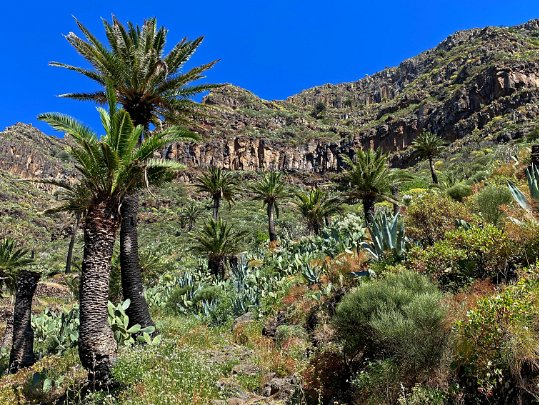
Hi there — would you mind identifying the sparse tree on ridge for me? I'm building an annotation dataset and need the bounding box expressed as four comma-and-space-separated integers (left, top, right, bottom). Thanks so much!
51, 16, 219, 331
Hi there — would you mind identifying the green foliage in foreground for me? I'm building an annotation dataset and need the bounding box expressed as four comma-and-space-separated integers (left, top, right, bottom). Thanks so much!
454, 274, 539, 401
334, 270, 447, 368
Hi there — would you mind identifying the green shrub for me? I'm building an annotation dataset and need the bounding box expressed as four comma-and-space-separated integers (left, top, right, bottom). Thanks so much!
397, 384, 446, 405
468, 170, 490, 184
454, 275, 539, 402
351, 359, 401, 404
475, 185, 512, 226
405, 192, 473, 245
334, 270, 447, 373
275, 324, 309, 348
446, 183, 473, 201
409, 224, 513, 290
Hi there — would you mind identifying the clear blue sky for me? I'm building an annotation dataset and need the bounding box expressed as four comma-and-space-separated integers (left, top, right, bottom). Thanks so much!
3, 1, 539, 134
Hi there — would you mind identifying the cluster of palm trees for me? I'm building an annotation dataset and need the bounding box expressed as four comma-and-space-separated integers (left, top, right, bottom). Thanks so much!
0, 15, 449, 389
22, 17, 218, 385
189, 145, 423, 271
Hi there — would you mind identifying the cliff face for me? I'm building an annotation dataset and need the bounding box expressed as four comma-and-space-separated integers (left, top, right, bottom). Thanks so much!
166, 20, 539, 171
3, 20, 539, 176
0, 123, 72, 180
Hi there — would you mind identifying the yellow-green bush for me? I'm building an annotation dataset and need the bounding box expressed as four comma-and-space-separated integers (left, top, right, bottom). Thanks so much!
454, 274, 539, 402
409, 224, 513, 290
405, 192, 474, 245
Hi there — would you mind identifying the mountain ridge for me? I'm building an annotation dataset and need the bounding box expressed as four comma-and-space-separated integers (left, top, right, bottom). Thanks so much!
3, 19, 539, 176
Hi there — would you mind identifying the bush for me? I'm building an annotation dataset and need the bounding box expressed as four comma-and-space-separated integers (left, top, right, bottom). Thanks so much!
446, 183, 473, 201
302, 346, 350, 404
397, 384, 446, 405
409, 224, 513, 290
454, 275, 539, 402
405, 192, 474, 245
334, 270, 447, 373
351, 359, 401, 404
475, 185, 512, 226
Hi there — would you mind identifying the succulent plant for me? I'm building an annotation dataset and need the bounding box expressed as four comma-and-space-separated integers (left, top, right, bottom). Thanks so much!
361, 212, 409, 261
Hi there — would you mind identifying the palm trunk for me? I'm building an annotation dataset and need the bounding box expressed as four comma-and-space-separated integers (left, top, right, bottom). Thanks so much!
267, 202, 277, 242
429, 157, 439, 185
65, 213, 80, 273
213, 196, 220, 220
8, 270, 40, 373
312, 221, 321, 236
120, 193, 155, 331
79, 202, 119, 387
363, 196, 376, 225
391, 185, 400, 215
209, 256, 225, 280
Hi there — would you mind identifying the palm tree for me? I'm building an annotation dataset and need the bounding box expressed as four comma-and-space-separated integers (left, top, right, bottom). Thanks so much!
179, 202, 203, 232
294, 188, 342, 235
0, 239, 39, 373
51, 17, 219, 330
0, 239, 34, 295
342, 148, 408, 225
195, 167, 237, 219
193, 218, 247, 279
412, 131, 445, 184
38, 89, 184, 386
249, 172, 288, 243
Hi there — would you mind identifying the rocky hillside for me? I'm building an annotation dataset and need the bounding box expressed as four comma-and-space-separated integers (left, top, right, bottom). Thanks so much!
3, 20, 539, 178
165, 19, 539, 171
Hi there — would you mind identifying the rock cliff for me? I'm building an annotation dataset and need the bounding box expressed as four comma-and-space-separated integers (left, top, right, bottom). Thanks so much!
3, 20, 539, 176
167, 20, 539, 172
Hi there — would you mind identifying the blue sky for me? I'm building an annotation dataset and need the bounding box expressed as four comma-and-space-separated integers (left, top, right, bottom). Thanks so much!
3, 1, 539, 134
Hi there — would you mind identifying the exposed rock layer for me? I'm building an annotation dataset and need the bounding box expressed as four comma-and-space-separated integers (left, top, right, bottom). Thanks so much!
3, 20, 539, 176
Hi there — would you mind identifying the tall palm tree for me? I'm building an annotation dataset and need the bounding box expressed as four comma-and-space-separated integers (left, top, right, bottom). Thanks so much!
412, 131, 445, 184
294, 189, 342, 235
0, 239, 39, 373
193, 218, 247, 279
342, 148, 408, 225
195, 167, 237, 219
38, 89, 184, 386
51, 17, 219, 330
249, 172, 288, 243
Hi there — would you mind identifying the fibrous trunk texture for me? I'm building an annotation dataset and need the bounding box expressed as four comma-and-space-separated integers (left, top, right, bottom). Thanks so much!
391, 185, 400, 215
267, 202, 277, 242
363, 196, 376, 225
120, 193, 155, 331
8, 270, 40, 373
429, 157, 439, 185
209, 256, 226, 280
213, 195, 220, 220
79, 202, 119, 387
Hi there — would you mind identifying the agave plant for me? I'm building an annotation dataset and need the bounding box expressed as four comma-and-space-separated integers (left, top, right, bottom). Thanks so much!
508, 164, 539, 219
361, 212, 408, 261
302, 263, 324, 286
